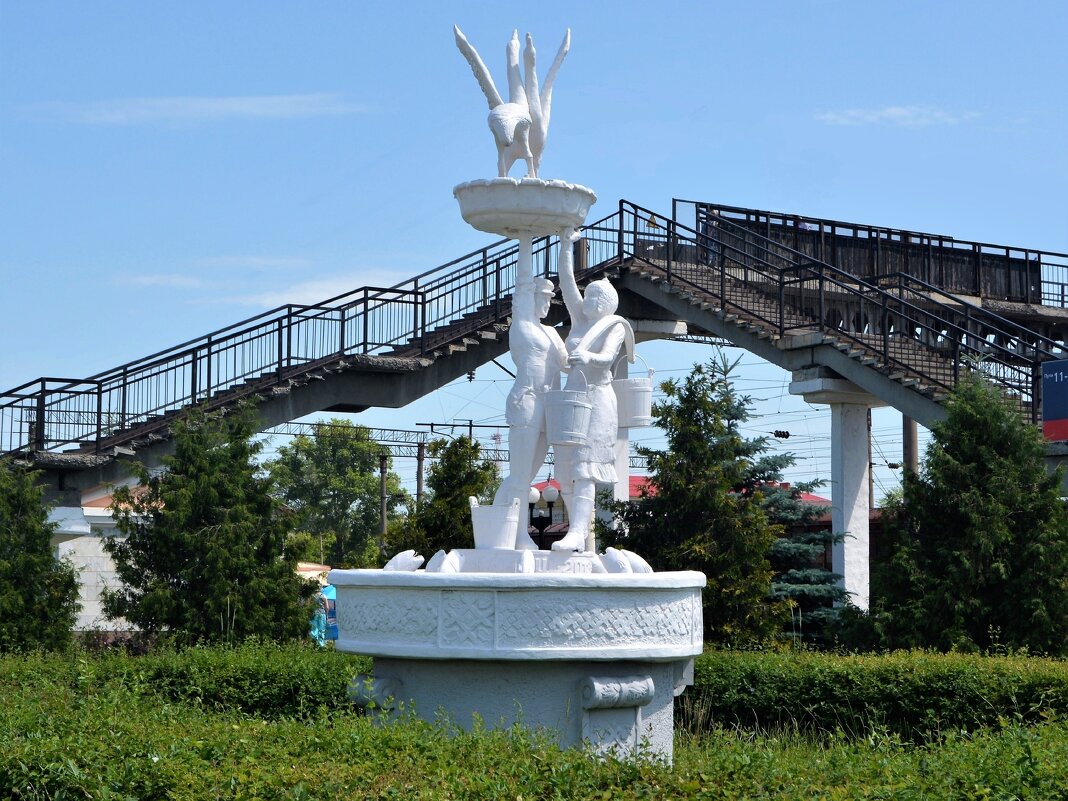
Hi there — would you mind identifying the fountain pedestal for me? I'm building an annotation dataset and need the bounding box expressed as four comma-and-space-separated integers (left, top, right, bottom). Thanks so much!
329, 568, 705, 761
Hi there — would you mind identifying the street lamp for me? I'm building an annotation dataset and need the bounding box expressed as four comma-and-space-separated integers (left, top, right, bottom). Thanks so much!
542, 483, 560, 523
527, 485, 541, 527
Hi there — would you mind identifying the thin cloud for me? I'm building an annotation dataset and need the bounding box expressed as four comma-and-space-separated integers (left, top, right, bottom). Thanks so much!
230, 272, 412, 308
195, 256, 312, 270
128, 273, 209, 289
34, 93, 365, 125
815, 105, 979, 127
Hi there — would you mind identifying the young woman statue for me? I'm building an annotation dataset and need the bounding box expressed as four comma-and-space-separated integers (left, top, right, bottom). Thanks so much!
552, 229, 634, 551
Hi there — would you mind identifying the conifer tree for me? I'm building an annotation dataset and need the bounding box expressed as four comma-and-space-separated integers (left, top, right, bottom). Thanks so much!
103, 405, 316, 644
764, 482, 848, 645
604, 353, 788, 644
873, 373, 1068, 655
0, 459, 80, 651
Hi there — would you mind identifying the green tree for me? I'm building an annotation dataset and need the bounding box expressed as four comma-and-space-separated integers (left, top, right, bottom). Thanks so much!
389, 435, 497, 557
267, 419, 407, 568
872, 373, 1068, 655
764, 482, 849, 645
603, 353, 788, 644
103, 405, 317, 644
0, 459, 80, 652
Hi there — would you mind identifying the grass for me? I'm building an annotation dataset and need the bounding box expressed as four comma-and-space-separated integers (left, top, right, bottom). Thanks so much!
3, 644, 1068, 799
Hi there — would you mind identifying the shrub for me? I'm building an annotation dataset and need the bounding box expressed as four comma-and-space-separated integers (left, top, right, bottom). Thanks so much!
687, 649, 1068, 739
134, 640, 370, 718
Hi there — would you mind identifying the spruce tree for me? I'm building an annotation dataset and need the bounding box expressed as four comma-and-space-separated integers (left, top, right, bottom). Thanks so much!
764, 482, 848, 645
388, 435, 497, 557
604, 353, 788, 644
103, 405, 316, 644
873, 373, 1068, 655
0, 459, 80, 651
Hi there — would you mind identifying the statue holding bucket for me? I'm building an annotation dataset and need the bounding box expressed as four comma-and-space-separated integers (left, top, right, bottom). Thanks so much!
549, 229, 635, 551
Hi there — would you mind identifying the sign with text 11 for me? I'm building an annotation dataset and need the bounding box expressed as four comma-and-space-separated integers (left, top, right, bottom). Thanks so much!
1042, 359, 1068, 441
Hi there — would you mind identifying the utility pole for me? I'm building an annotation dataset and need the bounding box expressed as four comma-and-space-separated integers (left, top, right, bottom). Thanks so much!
416, 441, 426, 507
902, 415, 919, 475
379, 452, 389, 542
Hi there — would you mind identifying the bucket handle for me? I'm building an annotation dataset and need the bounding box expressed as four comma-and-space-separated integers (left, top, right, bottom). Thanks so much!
561, 365, 589, 392
618, 353, 654, 380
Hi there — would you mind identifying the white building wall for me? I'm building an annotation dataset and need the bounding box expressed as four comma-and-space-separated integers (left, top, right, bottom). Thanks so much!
53, 533, 124, 631
49, 506, 126, 632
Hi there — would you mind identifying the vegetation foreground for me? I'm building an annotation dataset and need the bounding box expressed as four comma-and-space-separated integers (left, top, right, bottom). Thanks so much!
4, 644, 1068, 799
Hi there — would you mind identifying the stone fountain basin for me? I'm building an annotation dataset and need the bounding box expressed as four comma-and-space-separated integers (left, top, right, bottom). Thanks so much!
453, 177, 597, 238
327, 568, 705, 661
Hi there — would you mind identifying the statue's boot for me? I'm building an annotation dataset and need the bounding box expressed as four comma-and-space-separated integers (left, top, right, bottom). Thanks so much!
551, 529, 587, 552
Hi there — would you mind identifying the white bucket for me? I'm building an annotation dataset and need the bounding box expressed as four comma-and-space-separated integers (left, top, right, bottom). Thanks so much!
469, 497, 521, 550
545, 373, 592, 446
614, 356, 654, 428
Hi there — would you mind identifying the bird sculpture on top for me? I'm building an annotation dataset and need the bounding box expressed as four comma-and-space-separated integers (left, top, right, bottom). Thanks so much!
454, 26, 571, 179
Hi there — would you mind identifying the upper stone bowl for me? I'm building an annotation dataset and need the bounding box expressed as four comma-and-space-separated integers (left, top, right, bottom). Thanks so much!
454, 178, 597, 238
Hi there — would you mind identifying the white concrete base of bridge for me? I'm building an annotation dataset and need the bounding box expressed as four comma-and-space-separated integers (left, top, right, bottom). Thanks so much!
829, 402, 871, 611
790, 369, 883, 611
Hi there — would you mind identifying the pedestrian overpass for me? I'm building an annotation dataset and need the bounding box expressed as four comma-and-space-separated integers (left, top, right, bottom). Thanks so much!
5, 199, 1067, 609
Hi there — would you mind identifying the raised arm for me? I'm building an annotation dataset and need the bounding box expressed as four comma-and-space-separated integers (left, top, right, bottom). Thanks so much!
557, 227, 585, 325
512, 233, 535, 323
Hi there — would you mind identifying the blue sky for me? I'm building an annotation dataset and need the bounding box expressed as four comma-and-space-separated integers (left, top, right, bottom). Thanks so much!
2, 1, 1066, 499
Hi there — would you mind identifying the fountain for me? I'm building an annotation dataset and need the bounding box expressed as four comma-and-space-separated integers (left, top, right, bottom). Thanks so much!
329, 25, 704, 761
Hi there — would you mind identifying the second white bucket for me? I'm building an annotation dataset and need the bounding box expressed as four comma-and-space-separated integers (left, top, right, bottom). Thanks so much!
614, 357, 655, 428
469, 497, 521, 550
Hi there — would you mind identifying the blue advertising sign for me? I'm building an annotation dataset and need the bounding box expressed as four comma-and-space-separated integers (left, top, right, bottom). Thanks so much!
1042, 359, 1068, 441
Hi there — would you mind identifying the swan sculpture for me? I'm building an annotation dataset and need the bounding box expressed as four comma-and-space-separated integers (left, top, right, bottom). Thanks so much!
454, 26, 570, 178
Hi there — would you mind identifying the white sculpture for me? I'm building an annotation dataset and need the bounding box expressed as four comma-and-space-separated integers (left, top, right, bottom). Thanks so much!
452, 24, 636, 554
383, 549, 425, 571
454, 26, 570, 178
326, 26, 705, 765
492, 266, 569, 548
551, 229, 635, 551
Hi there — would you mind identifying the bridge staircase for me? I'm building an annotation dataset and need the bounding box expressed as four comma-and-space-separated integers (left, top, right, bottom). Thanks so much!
609, 200, 1063, 428
3, 200, 1063, 482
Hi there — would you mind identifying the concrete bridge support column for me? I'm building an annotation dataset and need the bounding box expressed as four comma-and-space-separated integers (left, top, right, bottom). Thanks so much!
830, 402, 871, 610
790, 367, 884, 611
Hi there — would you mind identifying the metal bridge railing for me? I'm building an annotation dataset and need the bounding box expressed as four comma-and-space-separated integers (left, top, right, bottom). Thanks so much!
3, 198, 1060, 458
618, 200, 1065, 422
678, 199, 1068, 309
0, 209, 624, 457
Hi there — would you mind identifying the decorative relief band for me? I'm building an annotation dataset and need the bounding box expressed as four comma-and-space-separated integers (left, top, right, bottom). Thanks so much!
579, 675, 654, 709
495, 590, 696, 648
333, 582, 703, 659
335, 589, 438, 643
440, 590, 496, 648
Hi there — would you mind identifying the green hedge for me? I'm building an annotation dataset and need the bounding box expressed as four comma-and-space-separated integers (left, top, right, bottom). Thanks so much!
689, 649, 1068, 738
2, 650, 1068, 799
0, 640, 370, 719
132, 640, 370, 718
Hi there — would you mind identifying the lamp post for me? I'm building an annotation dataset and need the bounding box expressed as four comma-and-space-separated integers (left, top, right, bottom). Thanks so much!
542, 483, 560, 524
527, 485, 541, 528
